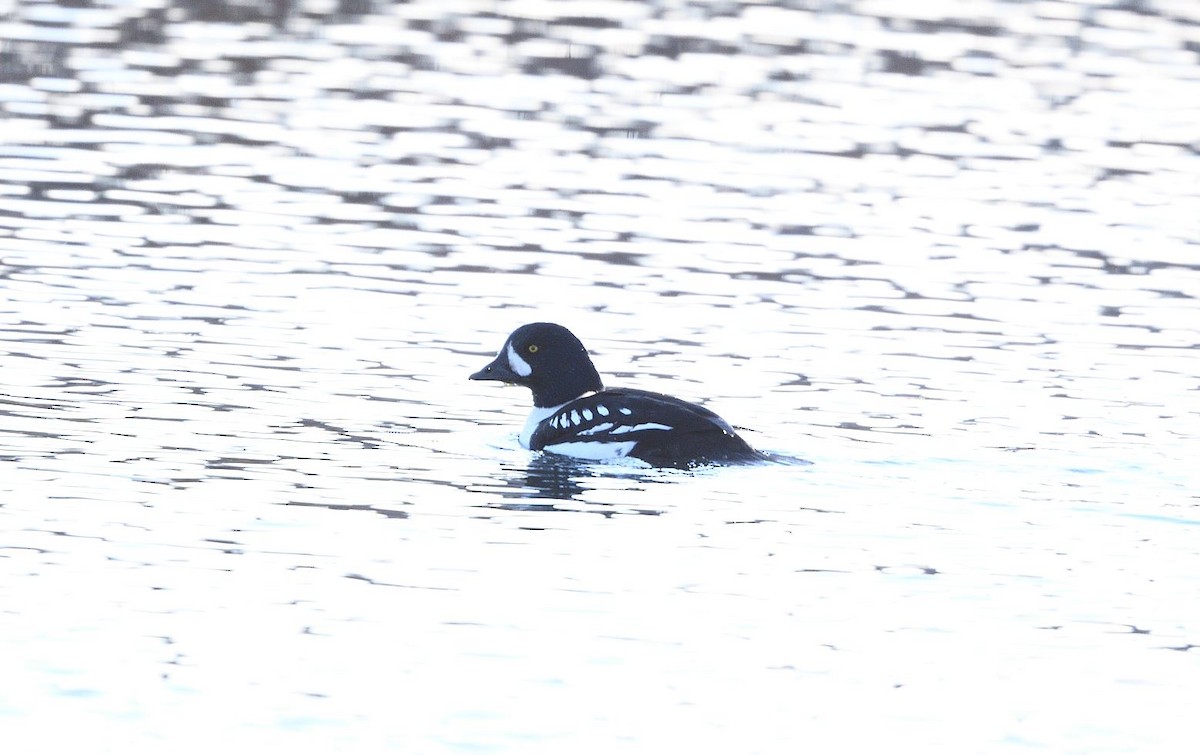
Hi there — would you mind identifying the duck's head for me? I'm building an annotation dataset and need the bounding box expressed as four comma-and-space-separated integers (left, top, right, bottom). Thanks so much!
470, 322, 603, 407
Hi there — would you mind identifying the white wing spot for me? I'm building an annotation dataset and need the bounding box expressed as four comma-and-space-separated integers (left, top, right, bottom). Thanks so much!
597, 405, 609, 416
550, 415, 559, 429
570, 410, 581, 425
619, 407, 632, 415
558, 414, 569, 427
611, 422, 673, 434
579, 422, 614, 436
582, 409, 593, 421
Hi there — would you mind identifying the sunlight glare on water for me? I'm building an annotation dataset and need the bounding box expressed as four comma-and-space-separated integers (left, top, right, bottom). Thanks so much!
2, 0, 1200, 753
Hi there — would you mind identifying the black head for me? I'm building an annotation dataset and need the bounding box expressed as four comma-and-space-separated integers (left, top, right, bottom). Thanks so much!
469, 322, 603, 407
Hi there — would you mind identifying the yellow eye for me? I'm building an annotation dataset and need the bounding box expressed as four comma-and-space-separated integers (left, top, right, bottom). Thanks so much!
527, 344, 539, 353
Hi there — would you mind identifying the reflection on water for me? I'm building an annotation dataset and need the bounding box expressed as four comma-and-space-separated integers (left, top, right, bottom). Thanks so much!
2, 0, 1200, 753
496, 455, 603, 505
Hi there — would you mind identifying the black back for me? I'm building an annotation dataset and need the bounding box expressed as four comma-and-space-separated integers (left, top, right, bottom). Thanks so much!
530, 388, 765, 468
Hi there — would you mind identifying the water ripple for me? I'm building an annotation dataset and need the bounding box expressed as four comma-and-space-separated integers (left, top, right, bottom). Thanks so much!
3, 1, 1200, 753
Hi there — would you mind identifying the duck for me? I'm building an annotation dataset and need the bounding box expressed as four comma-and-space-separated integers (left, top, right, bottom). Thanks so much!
470, 322, 766, 468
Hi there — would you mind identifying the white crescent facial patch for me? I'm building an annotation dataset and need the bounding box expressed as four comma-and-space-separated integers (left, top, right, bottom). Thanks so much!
506, 343, 532, 377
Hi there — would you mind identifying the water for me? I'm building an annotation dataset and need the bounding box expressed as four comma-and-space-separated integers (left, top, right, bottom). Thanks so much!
2, 0, 1199, 752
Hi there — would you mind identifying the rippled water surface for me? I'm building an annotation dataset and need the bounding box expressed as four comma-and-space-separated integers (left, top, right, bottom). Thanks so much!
3, 0, 1200, 752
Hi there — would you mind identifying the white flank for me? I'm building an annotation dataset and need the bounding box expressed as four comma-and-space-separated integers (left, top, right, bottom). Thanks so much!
611, 422, 673, 434
506, 343, 532, 377
545, 440, 637, 460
